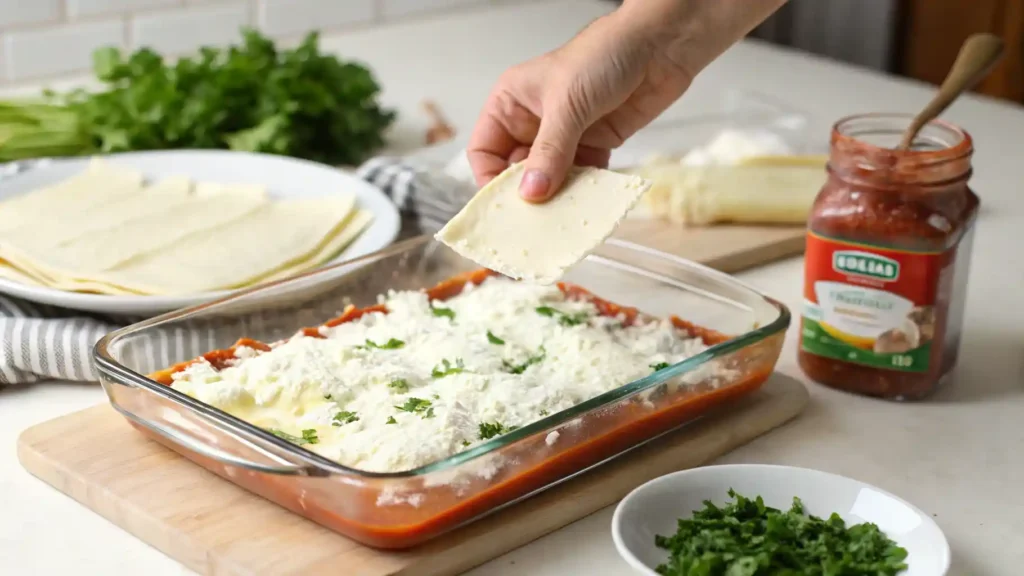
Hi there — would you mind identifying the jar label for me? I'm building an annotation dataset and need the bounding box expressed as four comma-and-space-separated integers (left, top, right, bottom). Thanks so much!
801, 233, 947, 373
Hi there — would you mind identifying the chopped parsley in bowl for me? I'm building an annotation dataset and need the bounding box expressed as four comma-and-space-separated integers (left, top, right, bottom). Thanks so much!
612, 464, 950, 576
654, 489, 907, 575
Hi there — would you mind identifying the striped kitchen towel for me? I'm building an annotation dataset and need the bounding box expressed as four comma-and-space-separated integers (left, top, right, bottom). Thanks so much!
0, 154, 476, 385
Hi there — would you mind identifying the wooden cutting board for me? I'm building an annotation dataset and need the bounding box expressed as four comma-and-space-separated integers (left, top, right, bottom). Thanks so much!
18, 375, 808, 576
612, 220, 806, 274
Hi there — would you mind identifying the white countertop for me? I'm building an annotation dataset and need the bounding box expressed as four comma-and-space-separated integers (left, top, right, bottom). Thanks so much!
2, 1, 1023, 574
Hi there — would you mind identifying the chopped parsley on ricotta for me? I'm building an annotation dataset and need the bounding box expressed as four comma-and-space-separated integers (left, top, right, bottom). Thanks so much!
170, 276, 709, 473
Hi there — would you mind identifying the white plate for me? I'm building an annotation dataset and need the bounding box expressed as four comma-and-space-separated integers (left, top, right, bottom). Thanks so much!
0, 150, 400, 316
612, 464, 949, 576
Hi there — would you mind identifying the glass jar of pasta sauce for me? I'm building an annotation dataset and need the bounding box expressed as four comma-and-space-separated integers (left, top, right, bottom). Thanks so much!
798, 113, 979, 400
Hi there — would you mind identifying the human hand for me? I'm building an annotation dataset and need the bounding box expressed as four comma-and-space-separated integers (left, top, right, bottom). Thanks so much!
466, 0, 787, 202
467, 10, 693, 202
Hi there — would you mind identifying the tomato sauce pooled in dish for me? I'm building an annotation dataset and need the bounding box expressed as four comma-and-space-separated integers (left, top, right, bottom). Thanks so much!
799, 113, 979, 400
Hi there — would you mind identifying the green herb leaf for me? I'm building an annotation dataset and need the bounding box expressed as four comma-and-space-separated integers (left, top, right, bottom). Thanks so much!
651, 362, 671, 372
653, 489, 909, 576
478, 421, 510, 440
462, 440, 471, 447
431, 305, 455, 320
363, 338, 405, 350
332, 411, 359, 426
486, 331, 505, 345
394, 397, 432, 414
268, 429, 308, 444
424, 407, 435, 419
388, 379, 409, 393
386, 416, 397, 425
92, 47, 122, 81
539, 409, 549, 417
534, 306, 557, 318
323, 393, 333, 400
535, 306, 588, 326
502, 346, 546, 375
270, 428, 320, 445
565, 312, 590, 326
431, 358, 465, 379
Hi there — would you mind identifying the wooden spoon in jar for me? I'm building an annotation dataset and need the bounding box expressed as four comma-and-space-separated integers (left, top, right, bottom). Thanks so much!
897, 33, 1005, 150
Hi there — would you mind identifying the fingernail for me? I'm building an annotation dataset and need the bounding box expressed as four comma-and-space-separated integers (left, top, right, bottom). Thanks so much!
519, 170, 551, 201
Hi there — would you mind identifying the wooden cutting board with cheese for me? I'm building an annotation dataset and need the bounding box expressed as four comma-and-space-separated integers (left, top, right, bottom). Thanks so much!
610, 152, 827, 273
18, 375, 807, 576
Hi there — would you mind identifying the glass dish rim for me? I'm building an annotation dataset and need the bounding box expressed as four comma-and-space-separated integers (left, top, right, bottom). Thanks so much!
93, 235, 791, 479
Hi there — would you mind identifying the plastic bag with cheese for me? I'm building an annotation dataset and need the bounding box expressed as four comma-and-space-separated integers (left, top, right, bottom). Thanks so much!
610, 90, 827, 226
624, 155, 828, 226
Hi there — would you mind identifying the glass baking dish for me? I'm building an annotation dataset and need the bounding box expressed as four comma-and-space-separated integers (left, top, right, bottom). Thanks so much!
93, 236, 790, 549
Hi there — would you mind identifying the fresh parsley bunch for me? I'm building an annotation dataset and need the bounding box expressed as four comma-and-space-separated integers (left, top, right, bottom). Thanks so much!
655, 490, 909, 576
1, 29, 395, 165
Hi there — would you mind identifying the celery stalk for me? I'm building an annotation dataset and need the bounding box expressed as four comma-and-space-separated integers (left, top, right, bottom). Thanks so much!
0, 99, 91, 160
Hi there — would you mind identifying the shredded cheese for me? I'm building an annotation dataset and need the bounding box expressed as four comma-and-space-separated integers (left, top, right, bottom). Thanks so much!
170, 276, 711, 473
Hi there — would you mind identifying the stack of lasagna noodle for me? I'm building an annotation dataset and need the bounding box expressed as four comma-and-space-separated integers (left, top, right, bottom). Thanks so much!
0, 159, 373, 296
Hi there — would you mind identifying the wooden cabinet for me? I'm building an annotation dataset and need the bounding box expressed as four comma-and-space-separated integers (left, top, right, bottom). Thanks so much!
900, 0, 1024, 103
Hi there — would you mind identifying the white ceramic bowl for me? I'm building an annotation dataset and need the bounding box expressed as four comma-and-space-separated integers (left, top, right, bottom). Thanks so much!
612, 464, 949, 576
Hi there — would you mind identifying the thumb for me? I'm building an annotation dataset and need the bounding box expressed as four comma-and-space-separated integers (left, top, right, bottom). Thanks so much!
520, 105, 585, 203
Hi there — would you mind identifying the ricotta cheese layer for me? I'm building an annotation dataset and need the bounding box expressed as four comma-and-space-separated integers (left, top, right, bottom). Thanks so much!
170, 276, 708, 473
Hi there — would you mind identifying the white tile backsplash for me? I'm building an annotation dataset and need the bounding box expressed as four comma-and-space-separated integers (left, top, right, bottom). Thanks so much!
5, 20, 125, 80
382, 0, 490, 19
0, 0, 534, 85
68, 0, 179, 18
132, 2, 250, 55
0, 0, 62, 28
257, 0, 374, 37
